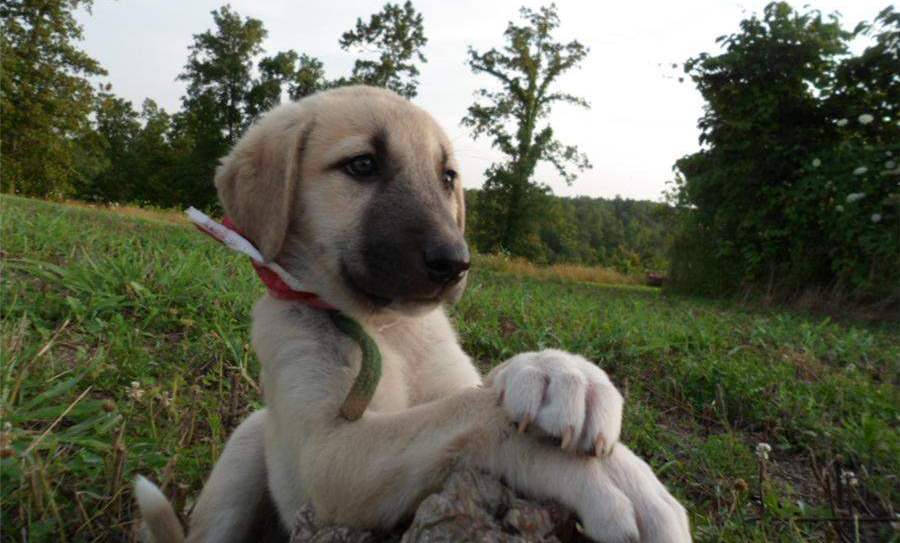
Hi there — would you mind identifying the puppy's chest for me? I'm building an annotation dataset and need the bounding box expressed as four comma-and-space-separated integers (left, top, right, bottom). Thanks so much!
365, 335, 416, 413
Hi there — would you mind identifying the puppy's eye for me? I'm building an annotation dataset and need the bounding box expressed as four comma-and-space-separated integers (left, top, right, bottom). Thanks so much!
344, 155, 378, 178
442, 169, 457, 190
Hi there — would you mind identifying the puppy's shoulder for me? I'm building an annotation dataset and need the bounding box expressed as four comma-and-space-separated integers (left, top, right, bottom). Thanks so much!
251, 296, 347, 361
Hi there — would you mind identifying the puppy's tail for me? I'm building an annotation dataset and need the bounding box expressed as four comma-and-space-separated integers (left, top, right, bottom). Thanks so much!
134, 476, 186, 543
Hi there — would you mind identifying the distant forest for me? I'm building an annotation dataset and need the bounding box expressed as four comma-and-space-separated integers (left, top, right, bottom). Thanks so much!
465, 190, 675, 273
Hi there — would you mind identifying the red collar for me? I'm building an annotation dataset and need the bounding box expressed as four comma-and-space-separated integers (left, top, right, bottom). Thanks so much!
198, 216, 335, 310
247, 259, 335, 309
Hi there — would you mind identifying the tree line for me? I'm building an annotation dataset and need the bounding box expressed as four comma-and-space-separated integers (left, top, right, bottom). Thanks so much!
4, 1, 672, 271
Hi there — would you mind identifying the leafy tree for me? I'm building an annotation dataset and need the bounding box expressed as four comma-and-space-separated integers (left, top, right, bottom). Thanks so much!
462, 4, 592, 256
339, 0, 427, 98
246, 50, 299, 119
1, 0, 106, 197
178, 5, 268, 145
167, 92, 228, 209
176, 6, 307, 208
83, 89, 141, 202
129, 99, 178, 205
668, 2, 899, 301
288, 53, 327, 99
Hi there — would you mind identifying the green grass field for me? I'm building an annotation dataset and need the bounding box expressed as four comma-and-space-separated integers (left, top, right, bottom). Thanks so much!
2, 195, 898, 542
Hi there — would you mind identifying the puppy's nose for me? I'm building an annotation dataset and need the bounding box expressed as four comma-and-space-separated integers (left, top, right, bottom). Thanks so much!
424, 242, 470, 285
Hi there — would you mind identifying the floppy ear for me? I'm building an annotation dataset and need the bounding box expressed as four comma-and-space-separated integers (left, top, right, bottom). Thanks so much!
215, 111, 311, 262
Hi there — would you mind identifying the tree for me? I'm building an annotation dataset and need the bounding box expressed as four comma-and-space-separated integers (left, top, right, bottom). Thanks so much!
246, 50, 296, 120
178, 5, 268, 145
339, 0, 427, 98
1, 0, 107, 197
176, 6, 307, 208
462, 4, 591, 256
288, 54, 327, 100
82, 89, 141, 202
129, 99, 177, 205
668, 2, 899, 301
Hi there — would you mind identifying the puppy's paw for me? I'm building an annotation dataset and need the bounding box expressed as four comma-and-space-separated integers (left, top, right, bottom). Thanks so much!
488, 349, 623, 455
605, 444, 693, 543
569, 463, 640, 543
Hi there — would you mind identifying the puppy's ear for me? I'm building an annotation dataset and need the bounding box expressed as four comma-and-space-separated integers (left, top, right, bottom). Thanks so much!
215, 109, 312, 261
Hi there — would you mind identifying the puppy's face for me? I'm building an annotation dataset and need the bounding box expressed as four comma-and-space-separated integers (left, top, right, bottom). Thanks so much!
216, 86, 468, 317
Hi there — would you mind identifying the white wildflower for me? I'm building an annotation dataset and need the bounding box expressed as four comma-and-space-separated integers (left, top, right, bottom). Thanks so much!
755, 442, 772, 461
840, 469, 859, 487
836, 118, 849, 127
858, 113, 874, 125
871, 213, 882, 223
846, 193, 866, 203
127, 381, 145, 402
853, 166, 868, 176
812, 158, 821, 168
886, 161, 896, 169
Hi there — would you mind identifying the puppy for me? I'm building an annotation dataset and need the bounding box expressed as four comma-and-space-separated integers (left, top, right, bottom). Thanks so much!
136, 86, 691, 543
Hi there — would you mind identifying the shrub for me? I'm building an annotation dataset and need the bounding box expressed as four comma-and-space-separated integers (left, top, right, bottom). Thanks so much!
668, 3, 899, 304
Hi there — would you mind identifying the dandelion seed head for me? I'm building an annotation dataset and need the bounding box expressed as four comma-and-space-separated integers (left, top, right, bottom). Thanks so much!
853, 166, 868, 176
846, 192, 866, 203
755, 442, 772, 461
812, 158, 821, 168
836, 118, 849, 127
886, 161, 896, 170
858, 113, 874, 125
871, 213, 882, 223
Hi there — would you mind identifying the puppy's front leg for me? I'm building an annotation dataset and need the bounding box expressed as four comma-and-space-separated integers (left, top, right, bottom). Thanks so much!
276, 386, 643, 542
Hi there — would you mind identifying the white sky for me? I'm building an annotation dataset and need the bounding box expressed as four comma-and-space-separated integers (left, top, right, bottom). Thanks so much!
74, 1, 884, 201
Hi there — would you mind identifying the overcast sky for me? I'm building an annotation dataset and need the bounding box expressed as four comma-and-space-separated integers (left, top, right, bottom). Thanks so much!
74, 1, 884, 201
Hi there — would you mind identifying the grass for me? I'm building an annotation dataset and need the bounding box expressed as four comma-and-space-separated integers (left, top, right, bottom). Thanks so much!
475, 253, 642, 287
2, 194, 898, 542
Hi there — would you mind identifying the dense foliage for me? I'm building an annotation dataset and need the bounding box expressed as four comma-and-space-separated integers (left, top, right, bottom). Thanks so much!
463, 5, 592, 259
669, 3, 900, 302
0, 0, 106, 198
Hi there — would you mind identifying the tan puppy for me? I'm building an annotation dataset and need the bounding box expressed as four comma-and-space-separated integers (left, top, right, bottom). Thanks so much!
135, 86, 691, 543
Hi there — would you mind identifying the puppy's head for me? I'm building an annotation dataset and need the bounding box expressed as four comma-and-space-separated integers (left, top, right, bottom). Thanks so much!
215, 86, 468, 317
